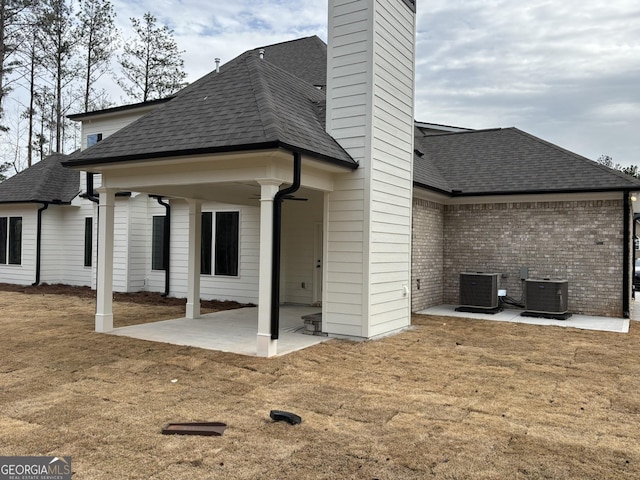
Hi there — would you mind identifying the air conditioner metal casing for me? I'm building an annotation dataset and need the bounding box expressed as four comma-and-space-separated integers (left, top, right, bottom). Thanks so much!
459, 272, 499, 309
524, 279, 569, 315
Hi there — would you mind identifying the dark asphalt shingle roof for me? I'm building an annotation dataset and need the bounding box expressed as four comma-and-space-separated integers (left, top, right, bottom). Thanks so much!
0, 153, 80, 204
65, 44, 354, 168
414, 127, 640, 195
250, 36, 327, 88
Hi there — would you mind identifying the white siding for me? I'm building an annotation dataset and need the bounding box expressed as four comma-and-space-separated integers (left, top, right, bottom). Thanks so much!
80, 111, 156, 150
326, 0, 415, 338
40, 202, 96, 287
0, 205, 37, 285
112, 197, 131, 292
145, 200, 167, 292
145, 199, 261, 304
127, 194, 150, 291
281, 191, 324, 305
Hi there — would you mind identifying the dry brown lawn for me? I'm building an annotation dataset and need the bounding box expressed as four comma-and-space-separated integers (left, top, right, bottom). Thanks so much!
1, 285, 640, 479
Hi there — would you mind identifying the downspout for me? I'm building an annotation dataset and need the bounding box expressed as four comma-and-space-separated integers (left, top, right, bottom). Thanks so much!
271, 152, 302, 339
85, 172, 99, 204
152, 196, 171, 297
32, 203, 49, 286
84, 172, 100, 286
623, 191, 631, 318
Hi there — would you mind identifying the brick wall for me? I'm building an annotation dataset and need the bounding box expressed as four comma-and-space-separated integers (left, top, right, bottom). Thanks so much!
442, 200, 626, 317
411, 198, 444, 311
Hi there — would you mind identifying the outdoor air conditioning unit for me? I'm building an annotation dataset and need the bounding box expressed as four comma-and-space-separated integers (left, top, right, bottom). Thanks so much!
522, 279, 571, 319
456, 272, 500, 313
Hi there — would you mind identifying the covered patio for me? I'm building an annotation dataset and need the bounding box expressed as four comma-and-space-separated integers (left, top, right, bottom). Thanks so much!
111, 305, 330, 356
63, 48, 361, 357
87, 149, 349, 358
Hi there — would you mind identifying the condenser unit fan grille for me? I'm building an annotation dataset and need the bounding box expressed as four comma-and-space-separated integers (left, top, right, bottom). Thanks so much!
459, 273, 499, 309
525, 279, 569, 314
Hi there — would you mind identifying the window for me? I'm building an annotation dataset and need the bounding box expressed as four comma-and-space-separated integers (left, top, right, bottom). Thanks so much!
215, 212, 239, 276
200, 211, 239, 276
87, 133, 102, 148
84, 217, 92, 267
152, 216, 166, 271
201, 212, 213, 275
0, 216, 22, 265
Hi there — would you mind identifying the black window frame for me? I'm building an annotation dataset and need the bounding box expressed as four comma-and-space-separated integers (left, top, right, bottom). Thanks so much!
0, 217, 6, 264
87, 133, 102, 148
151, 215, 166, 271
84, 217, 93, 267
214, 211, 239, 277
200, 211, 239, 277
201, 212, 213, 275
0, 216, 22, 265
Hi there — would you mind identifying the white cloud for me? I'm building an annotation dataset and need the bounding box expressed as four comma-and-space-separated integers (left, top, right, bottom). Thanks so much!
4, 0, 639, 168
415, 0, 640, 164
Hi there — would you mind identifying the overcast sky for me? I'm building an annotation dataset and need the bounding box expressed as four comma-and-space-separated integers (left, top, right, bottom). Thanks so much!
111, 0, 639, 167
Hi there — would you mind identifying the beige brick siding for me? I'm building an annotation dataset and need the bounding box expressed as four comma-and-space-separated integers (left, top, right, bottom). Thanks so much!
442, 200, 625, 317
411, 197, 632, 317
411, 198, 444, 311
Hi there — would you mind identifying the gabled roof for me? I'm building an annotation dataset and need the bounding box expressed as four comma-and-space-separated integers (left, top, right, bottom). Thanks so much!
414, 127, 640, 195
65, 46, 355, 169
0, 153, 80, 204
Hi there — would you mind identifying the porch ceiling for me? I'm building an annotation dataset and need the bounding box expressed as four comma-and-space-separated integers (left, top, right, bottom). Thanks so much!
92, 149, 346, 202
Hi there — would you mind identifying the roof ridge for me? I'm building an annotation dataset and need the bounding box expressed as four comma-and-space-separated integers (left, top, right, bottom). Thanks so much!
245, 55, 283, 142
30, 155, 64, 200
423, 127, 503, 138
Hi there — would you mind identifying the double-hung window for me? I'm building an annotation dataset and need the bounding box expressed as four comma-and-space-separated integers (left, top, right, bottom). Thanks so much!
84, 217, 93, 267
0, 216, 22, 265
152, 216, 166, 271
201, 211, 239, 276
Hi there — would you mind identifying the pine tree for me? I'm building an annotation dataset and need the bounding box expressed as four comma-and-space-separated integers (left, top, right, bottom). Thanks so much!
76, 0, 118, 112
38, 0, 77, 153
0, 0, 34, 131
118, 12, 187, 102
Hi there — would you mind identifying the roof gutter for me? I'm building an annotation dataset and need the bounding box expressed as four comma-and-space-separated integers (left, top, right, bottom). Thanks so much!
271, 151, 302, 340
62, 142, 358, 171
413, 181, 640, 198
151, 195, 171, 297
32, 203, 49, 286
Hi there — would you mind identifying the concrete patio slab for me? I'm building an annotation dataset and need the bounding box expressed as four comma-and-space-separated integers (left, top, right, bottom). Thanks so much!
417, 305, 630, 333
111, 305, 330, 356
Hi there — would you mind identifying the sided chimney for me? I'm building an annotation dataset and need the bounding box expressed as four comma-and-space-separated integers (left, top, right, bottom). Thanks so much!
324, 0, 417, 338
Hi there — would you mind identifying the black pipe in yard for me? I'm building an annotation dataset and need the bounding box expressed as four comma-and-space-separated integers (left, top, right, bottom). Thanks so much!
152, 196, 171, 297
33, 203, 49, 286
271, 152, 302, 340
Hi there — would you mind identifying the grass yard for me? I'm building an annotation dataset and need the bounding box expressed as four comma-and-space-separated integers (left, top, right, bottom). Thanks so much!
1, 285, 639, 479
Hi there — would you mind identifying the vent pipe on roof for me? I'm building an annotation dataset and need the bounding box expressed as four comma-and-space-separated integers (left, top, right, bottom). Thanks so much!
259, 49, 265, 60
214, 58, 220, 73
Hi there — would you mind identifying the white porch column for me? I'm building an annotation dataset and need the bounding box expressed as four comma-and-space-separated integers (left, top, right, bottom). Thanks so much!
96, 187, 115, 332
186, 199, 202, 319
257, 179, 281, 357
